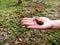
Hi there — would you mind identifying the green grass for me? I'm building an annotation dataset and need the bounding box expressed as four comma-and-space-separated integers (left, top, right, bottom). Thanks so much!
0, 0, 60, 45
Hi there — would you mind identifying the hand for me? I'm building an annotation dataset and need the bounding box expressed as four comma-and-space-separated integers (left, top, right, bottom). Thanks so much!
22, 17, 53, 30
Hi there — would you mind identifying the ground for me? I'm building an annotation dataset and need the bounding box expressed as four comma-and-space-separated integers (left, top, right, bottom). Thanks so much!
0, 0, 60, 45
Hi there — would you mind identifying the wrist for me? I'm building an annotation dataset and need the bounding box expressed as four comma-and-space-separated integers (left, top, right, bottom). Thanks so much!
51, 20, 60, 29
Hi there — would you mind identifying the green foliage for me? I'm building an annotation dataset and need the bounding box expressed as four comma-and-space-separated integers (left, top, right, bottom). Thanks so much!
0, 43, 3, 45
35, 11, 47, 17
0, 0, 60, 45
47, 9, 56, 14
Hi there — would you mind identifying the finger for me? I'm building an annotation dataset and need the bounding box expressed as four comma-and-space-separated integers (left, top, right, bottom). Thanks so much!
21, 18, 33, 23
23, 18, 33, 20
23, 22, 35, 26
22, 21, 34, 24
22, 20, 33, 23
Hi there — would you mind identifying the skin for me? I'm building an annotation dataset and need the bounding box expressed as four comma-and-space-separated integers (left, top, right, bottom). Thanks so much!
22, 17, 60, 30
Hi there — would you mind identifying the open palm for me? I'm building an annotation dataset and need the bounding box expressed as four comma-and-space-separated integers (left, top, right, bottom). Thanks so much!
22, 17, 53, 30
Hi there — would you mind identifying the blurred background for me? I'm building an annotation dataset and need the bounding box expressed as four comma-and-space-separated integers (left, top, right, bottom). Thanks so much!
0, 0, 60, 45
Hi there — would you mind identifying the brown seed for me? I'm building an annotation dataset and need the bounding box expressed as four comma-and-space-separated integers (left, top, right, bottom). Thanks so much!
35, 19, 44, 25
34, 16, 44, 25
